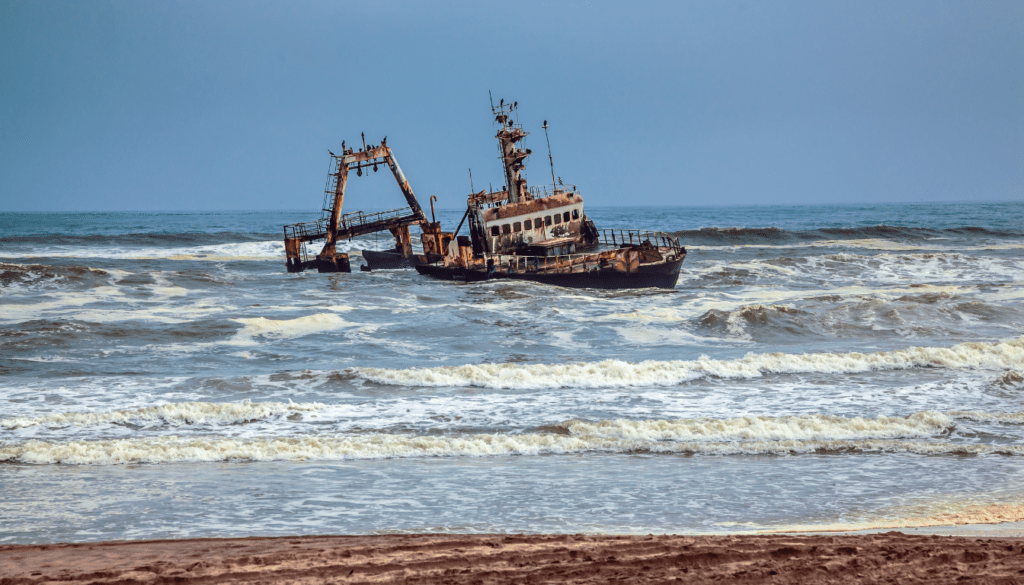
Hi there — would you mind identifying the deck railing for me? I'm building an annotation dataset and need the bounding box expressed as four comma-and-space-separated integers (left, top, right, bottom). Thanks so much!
526, 185, 577, 200
598, 229, 681, 251
338, 207, 417, 230
284, 207, 420, 243
283, 218, 330, 242
487, 253, 595, 273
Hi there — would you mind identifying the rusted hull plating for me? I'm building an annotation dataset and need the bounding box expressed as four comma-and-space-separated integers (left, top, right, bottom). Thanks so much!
416, 254, 685, 289
417, 229, 686, 290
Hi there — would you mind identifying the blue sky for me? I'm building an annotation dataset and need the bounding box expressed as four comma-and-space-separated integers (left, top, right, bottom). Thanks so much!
1, 1, 1021, 211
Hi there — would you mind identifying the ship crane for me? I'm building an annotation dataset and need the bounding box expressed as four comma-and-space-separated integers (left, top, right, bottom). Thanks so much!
282, 139, 442, 273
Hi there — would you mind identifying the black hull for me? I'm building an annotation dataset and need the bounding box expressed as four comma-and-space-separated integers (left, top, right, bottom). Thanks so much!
286, 255, 351, 273
415, 257, 684, 289
361, 250, 416, 270
361, 250, 446, 271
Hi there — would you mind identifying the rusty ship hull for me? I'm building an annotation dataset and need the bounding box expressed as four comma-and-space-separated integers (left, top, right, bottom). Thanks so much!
418, 227, 686, 289
416, 255, 685, 289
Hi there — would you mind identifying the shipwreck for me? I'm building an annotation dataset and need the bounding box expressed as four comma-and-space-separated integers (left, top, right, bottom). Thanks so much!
283, 99, 686, 289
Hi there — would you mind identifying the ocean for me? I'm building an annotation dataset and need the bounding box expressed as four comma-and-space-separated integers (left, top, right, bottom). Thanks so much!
1, 202, 1022, 543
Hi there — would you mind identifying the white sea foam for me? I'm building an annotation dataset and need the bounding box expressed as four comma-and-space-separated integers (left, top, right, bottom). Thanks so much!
3, 432, 1020, 465
355, 336, 1024, 389
689, 252, 1024, 294
0, 401, 324, 430
148, 273, 188, 298
695, 238, 1024, 253
948, 410, 1024, 424
228, 313, 364, 345
13, 241, 286, 261
7, 235, 402, 263
3, 409, 1015, 465
562, 411, 953, 442
0, 287, 128, 323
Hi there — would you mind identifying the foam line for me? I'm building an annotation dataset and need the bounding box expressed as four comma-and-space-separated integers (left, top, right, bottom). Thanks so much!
3, 435, 1021, 465
562, 411, 953, 442
5, 407, 1022, 465
0, 401, 323, 430
355, 337, 1024, 389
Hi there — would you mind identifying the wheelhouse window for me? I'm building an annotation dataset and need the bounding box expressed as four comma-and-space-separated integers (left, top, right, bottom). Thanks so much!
524, 219, 532, 230
572, 209, 579, 220
544, 215, 552, 226
513, 222, 521, 232
502, 224, 511, 234
553, 214, 561, 225
490, 226, 500, 236
563, 212, 571, 222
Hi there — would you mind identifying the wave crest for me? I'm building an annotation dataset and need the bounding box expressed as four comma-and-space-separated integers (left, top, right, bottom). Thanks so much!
0, 401, 323, 430
355, 337, 1024, 389
3, 433, 1019, 465
669, 225, 1023, 245
562, 411, 953, 442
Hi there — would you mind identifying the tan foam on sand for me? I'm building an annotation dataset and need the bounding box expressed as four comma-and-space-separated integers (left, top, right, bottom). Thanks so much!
765, 502, 1024, 534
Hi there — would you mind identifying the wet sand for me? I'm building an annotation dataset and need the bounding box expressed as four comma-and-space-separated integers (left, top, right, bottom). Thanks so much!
3, 532, 1024, 584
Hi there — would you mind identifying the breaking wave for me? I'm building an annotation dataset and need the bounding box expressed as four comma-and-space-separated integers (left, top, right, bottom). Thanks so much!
3, 433, 1020, 465
354, 337, 1024, 389
0, 262, 108, 288
561, 411, 954, 442
4, 409, 1018, 464
947, 410, 1024, 424
670, 225, 1024, 245
0, 400, 324, 430
0, 232, 275, 247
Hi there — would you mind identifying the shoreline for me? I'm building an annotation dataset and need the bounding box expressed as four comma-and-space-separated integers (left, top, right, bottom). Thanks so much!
4, 529, 1023, 584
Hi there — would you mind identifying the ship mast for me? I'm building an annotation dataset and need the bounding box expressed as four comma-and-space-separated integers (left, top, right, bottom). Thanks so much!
491, 96, 532, 203
542, 120, 556, 193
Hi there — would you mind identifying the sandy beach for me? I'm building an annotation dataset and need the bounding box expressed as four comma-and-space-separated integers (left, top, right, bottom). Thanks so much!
3, 532, 1024, 584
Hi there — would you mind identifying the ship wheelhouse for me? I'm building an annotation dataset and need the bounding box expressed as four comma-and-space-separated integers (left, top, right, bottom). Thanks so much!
473, 187, 587, 255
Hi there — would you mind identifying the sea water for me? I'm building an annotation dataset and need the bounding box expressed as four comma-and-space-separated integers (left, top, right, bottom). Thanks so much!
1, 202, 1022, 543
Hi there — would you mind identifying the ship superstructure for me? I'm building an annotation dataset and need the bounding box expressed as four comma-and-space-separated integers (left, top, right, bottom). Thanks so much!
464, 99, 599, 259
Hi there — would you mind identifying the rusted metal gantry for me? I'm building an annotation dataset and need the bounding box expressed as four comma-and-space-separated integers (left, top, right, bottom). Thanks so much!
284, 136, 428, 273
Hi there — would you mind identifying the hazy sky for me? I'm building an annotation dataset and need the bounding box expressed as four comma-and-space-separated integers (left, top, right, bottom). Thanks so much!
2, 1, 1021, 211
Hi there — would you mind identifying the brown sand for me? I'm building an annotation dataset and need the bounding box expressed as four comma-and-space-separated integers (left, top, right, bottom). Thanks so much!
3, 533, 1024, 584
